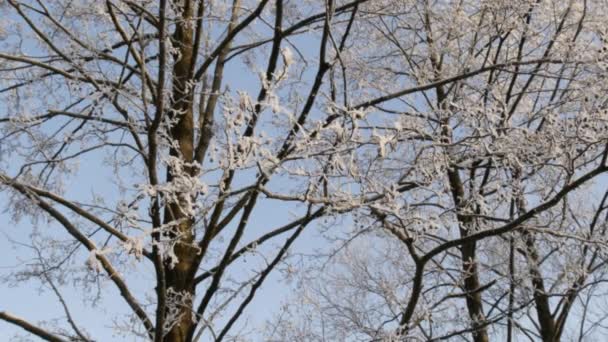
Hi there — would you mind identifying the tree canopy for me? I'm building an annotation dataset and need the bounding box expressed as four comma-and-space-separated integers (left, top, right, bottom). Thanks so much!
2, 0, 608, 341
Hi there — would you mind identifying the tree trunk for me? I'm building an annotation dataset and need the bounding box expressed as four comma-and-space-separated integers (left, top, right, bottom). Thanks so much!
459, 238, 490, 342
163, 1, 197, 341
447, 167, 490, 342
522, 231, 557, 342
440, 112, 489, 342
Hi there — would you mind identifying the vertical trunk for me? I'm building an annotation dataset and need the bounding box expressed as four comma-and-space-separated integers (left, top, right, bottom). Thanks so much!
507, 236, 515, 342
438, 88, 488, 341
447, 167, 490, 342
163, 1, 197, 341
460, 240, 489, 342
522, 231, 557, 342
160, 2, 241, 340
425, 1, 490, 333
515, 188, 557, 342
437, 95, 489, 342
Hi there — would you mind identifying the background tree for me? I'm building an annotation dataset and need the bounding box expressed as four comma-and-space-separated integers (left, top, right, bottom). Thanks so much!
264, 1, 608, 341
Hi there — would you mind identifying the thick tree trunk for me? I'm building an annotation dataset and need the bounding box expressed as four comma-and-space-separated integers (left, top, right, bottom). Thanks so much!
163, 1, 197, 341
459, 240, 489, 342
162, 220, 196, 342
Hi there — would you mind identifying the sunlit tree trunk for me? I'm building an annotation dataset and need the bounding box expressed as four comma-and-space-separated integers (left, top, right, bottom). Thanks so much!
159, 1, 197, 340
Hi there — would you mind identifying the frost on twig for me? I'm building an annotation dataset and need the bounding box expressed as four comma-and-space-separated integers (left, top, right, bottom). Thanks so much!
162, 287, 194, 335
138, 156, 208, 218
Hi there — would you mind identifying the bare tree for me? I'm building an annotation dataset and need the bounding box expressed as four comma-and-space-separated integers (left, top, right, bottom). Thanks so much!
265, 1, 608, 341
3, 1, 608, 342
